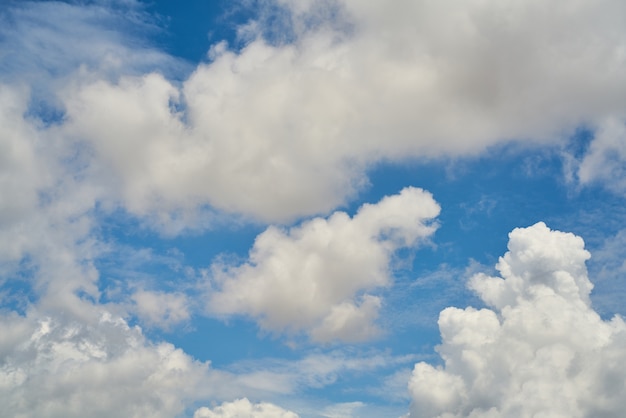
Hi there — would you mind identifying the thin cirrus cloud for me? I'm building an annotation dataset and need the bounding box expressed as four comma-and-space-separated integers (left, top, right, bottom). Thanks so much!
408, 222, 626, 417
207, 187, 440, 343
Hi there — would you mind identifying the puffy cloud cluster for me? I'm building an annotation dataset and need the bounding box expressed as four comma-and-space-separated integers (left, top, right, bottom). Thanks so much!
194, 398, 299, 418
408, 222, 626, 417
4, 0, 622, 226
208, 187, 440, 342
2, 0, 626, 416
0, 310, 211, 418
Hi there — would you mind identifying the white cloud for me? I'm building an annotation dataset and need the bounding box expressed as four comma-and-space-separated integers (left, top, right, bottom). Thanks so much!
0, 0, 181, 84
15, 0, 621, 226
2, 0, 626, 413
408, 222, 626, 417
0, 85, 47, 231
0, 310, 212, 418
131, 289, 190, 329
208, 187, 440, 342
194, 398, 299, 418
585, 227, 626, 318
577, 118, 626, 193
320, 401, 365, 418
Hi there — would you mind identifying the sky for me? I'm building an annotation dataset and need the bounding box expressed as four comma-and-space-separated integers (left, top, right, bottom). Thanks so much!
1, 0, 626, 417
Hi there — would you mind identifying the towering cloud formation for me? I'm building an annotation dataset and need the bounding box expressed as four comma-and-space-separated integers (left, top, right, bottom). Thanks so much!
408, 223, 626, 417
209, 187, 440, 342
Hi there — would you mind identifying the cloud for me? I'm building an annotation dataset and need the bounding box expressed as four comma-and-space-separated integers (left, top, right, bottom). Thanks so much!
2, 0, 621, 227
0, 310, 212, 418
408, 222, 626, 417
0, 0, 180, 85
576, 118, 626, 194
320, 401, 365, 418
207, 187, 440, 342
227, 349, 419, 393
194, 398, 299, 418
131, 289, 190, 328
2, 0, 626, 413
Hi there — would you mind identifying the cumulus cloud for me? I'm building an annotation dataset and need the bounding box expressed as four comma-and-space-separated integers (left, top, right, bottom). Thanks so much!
208, 187, 439, 342
194, 398, 299, 418
5, 0, 621, 226
408, 222, 626, 417
0, 310, 211, 418
3, 0, 626, 413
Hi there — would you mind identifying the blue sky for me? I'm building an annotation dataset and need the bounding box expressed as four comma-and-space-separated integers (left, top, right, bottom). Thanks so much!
2, 1, 626, 417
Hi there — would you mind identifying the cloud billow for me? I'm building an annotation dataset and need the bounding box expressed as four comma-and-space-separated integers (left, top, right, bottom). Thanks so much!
208, 187, 440, 343
409, 222, 626, 417
48, 0, 626, 226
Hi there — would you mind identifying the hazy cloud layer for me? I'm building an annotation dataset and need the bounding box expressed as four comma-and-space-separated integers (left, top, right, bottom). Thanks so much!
2, 0, 626, 417
408, 223, 626, 417
208, 187, 440, 342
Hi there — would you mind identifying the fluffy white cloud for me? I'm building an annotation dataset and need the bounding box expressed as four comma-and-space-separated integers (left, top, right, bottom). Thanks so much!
1, 0, 625, 230
194, 398, 299, 418
408, 222, 626, 417
29, 0, 624, 225
0, 310, 212, 418
208, 187, 439, 342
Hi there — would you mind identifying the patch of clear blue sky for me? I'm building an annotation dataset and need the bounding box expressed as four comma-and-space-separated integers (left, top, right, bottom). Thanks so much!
143, 0, 250, 62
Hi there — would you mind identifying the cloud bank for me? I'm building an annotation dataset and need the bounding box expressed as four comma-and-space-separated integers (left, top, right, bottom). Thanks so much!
408, 222, 626, 417
3, 0, 625, 229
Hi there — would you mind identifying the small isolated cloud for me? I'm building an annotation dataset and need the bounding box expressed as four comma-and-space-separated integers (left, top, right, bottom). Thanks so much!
208, 187, 440, 343
194, 398, 299, 418
408, 222, 626, 417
